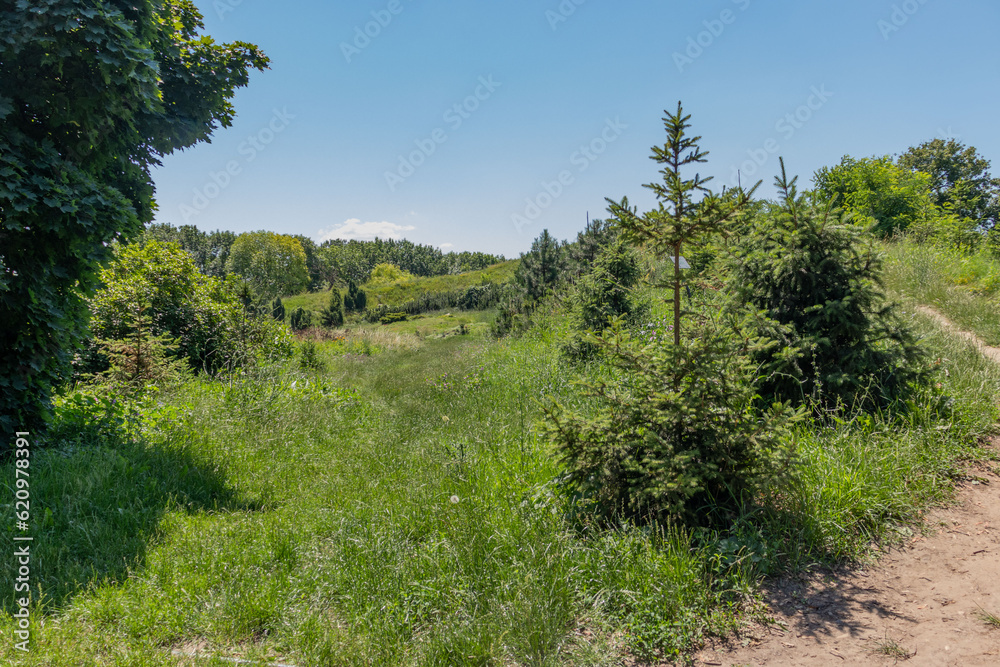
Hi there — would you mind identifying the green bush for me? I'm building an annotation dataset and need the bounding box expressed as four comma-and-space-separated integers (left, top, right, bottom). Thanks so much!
368, 263, 414, 285
545, 313, 803, 526
489, 290, 530, 339
562, 239, 645, 360
813, 155, 942, 237
93, 303, 188, 395
379, 312, 408, 325
271, 297, 286, 321
730, 164, 926, 409
344, 280, 367, 312
319, 289, 344, 328
298, 340, 325, 371
289, 307, 313, 332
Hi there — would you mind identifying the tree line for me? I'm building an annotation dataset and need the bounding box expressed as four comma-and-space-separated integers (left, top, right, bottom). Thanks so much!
142, 223, 506, 298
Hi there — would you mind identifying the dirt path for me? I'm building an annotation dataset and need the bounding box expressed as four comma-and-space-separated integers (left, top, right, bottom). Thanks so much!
694, 309, 1000, 667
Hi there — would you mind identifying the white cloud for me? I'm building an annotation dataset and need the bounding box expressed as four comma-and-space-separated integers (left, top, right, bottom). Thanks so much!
318, 219, 416, 242
439, 243, 454, 249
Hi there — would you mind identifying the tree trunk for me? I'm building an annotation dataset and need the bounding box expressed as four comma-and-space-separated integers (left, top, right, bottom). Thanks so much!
674, 241, 681, 346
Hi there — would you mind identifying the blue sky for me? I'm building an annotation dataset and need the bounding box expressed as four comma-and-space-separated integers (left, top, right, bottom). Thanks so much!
151, 0, 1000, 257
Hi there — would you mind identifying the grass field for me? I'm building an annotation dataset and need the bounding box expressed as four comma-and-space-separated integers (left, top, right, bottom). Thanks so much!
1, 243, 998, 665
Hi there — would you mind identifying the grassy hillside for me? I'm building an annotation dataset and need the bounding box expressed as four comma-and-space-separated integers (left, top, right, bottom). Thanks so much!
883, 238, 1000, 345
282, 260, 519, 314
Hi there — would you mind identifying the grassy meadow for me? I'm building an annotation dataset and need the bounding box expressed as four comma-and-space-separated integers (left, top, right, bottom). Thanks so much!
1, 243, 999, 665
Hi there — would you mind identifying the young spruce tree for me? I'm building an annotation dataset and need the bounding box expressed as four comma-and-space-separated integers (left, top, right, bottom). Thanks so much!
730, 159, 926, 409
607, 101, 756, 345
545, 104, 801, 527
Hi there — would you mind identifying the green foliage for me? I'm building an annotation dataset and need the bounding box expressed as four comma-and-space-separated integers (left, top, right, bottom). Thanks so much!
516, 229, 567, 301
730, 162, 926, 409
89, 241, 292, 374
317, 237, 505, 285
898, 138, 1000, 227
227, 231, 310, 300
0, 0, 268, 436
368, 262, 415, 285
363, 283, 515, 323
291, 234, 325, 291
563, 239, 646, 360
270, 297, 286, 322
567, 217, 619, 277
319, 289, 345, 328
142, 223, 237, 278
289, 307, 313, 332
813, 155, 941, 237
93, 302, 188, 396
0, 272, 997, 663
607, 101, 756, 344
545, 313, 804, 526
298, 340, 325, 371
379, 312, 408, 325
344, 280, 367, 312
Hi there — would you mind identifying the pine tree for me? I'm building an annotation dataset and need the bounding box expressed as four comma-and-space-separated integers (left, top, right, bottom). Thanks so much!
730, 159, 925, 409
563, 239, 646, 359
516, 229, 567, 301
289, 307, 312, 332
344, 280, 367, 312
271, 297, 286, 321
319, 289, 345, 327
95, 302, 186, 395
607, 101, 756, 345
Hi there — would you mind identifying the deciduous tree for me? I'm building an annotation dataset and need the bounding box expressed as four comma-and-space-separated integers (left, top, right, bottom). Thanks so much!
0, 0, 268, 434
898, 139, 1000, 227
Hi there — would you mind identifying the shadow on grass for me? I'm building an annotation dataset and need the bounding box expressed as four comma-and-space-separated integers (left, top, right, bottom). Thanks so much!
0, 426, 260, 615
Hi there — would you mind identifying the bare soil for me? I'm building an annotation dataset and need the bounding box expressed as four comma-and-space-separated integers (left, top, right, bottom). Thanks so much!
693, 310, 1000, 667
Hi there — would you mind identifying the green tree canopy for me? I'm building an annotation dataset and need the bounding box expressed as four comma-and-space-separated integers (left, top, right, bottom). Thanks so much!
813, 155, 940, 237
898, 139, 1000, 227
142, 223, 238, 278
226, 231, 310, 300
0, 0, 268, 433
89, 241, 291, 374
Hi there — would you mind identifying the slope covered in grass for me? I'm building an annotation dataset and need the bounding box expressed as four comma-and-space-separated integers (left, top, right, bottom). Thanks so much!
883, 239, 1000, 346
282, 260, 519, 314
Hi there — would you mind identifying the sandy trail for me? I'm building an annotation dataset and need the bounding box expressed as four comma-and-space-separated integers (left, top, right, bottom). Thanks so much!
694, 309, 1000, 667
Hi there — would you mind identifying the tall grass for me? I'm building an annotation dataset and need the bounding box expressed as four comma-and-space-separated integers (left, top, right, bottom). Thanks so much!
882, 238, 1000, 345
